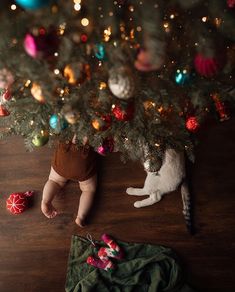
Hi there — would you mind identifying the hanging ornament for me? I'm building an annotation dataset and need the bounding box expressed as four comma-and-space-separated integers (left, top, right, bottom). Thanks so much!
15, 0, 51, 10
31, 82, 45, 103
80, 33, 88, 43
135, 49, 164, 72
112, 101, 135, 121
49, 114, 68, 132
0, 68, 14, 89
1, 88, 12, 102
227, 0, 235, 8
185, 116, 199, 132
108, 66, 135, 100
174, 68, 190, 85
0, 105, 10, 117
211, 93, 230, 121
6, 191, 34, 215
32, 130, 49, 147
94, 43, 106, 60
92, 114, 111, 131
63, 63, 89, 85
97, 137, 115, 156
24, 28, 59, 59
194, 54, 225, 77
62, 104, 80, 125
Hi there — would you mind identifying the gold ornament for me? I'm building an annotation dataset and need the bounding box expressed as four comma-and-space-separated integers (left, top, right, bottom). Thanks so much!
64, 63, 89, 85
32, 130, 49, 147
31, 83, 45, 103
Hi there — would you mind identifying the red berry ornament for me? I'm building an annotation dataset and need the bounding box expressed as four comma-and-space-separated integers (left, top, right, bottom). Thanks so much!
112, 102, 135, 121
186, 116, 199, 132
6, 191, 33, 215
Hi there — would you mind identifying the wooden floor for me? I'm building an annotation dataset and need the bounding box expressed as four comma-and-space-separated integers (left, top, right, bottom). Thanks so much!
0, 118, 235, 292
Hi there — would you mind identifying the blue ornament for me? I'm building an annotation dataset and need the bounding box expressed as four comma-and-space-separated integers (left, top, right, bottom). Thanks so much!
49, 114, 68, 131
15, 0, 50, 10
94, 43, 106, 60
175, 68, 190, 85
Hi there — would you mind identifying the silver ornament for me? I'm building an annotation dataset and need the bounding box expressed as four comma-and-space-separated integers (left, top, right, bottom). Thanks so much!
108, 66, 135, 100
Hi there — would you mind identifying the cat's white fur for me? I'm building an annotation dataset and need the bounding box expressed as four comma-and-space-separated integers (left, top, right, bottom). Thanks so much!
126, 148, 185, 208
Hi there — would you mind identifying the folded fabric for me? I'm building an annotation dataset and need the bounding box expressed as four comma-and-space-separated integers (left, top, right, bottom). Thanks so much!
65, 235, 195, 292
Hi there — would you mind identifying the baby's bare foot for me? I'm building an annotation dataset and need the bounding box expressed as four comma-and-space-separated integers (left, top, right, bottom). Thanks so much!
75, 216, 86, 228
41, 201, 58, 219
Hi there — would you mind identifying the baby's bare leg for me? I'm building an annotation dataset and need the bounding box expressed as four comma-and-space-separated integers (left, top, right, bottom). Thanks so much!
75, 175, 97, 227
41, 167, 67, 218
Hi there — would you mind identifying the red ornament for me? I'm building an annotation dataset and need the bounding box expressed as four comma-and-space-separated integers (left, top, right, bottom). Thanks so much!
0, 105, 10, 117
194, 53, 226, 77
6, 191, 33, 215
80, 33, 88, 43
2, 88, 12, 102
112, 102, 135, 121
186, 116, 199, 132
227, 0, 235, 8
211, 93, 230, 121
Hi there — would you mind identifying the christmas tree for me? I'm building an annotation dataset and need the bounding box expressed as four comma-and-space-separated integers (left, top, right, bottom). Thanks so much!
0, 0, 234, 170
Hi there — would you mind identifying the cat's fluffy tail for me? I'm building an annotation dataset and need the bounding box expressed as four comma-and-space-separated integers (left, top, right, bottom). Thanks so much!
181, 180, 194, 234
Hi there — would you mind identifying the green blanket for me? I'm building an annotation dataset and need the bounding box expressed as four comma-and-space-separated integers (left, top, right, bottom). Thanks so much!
65, 235, 194, 292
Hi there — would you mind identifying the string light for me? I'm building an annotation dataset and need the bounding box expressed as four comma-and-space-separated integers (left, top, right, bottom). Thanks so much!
136, 26, 142, 32
74, 0, 81, 3
24, 80, 31, 87
11, 4, 17, 10
59, 23, 66, 35
170, 14, 175, 19
81, 18, 89, 26
202, 16, 208, 22
54, 69, 60, 75
74, 3, 81, 11
104, 27, 112, 42
129, 5, 134, 12
99, 82, 107, 90
155, 143, 160, 147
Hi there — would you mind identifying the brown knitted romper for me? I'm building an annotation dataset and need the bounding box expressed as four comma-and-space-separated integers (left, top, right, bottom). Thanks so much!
51, 142, 97, 182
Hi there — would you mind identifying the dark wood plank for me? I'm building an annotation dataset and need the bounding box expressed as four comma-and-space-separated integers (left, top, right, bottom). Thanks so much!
0, 118, 235, 292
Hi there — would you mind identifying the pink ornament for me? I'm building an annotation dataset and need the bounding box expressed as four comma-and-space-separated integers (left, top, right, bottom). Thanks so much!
24, 34, 37, 58
6, 191, 33, 215
194, 53, 226, 77
97, 138, 114, 156
135, 49, 164, 72
0, 68, 14, 89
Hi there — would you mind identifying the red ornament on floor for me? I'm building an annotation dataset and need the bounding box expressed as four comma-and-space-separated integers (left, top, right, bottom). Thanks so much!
6, 191, 34, 215
185, 116, 199, 132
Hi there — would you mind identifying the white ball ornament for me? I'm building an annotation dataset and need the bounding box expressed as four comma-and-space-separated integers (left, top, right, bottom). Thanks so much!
108, 66, 135, 100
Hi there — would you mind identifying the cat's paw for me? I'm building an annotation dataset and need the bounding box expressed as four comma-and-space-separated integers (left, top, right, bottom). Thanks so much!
126, 187, 136, 195
134, 201, 143, 208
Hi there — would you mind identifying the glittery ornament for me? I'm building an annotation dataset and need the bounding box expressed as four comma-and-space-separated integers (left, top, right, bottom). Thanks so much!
6, 191, 34, 215
15, 0, 50, 10
135, 49, 164, 71
97, 137, 114, 156
0, 68, 14, 89
94, 43, 106, 60
175, 68, 190, 85
194, 53, 225, 77
63, 63, 87, 85
31, 82, 45, 103
227, 0, 235, 8
49, 114, 68, 132
92, 114, 111, 131
211, 93, 230, 121
32, 130, 49, 147
24, 29, 59, 59
112, 101, 135, 121
185, 116, 199, 132
0, 105, 10, 117
108, 66, 135, 100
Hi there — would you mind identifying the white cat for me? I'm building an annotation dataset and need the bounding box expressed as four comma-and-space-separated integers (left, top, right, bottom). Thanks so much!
126, 148, 192, 233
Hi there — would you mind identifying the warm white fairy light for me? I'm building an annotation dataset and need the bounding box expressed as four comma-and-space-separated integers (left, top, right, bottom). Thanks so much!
11, 4, 17, 10
54, 52, 59, 57
136, 26, 142, 32
202, 16, 208, 22
54, 69, 60, 75
81, 18, 89, 26
170, 14, 175, 19
73, 0, 81, 3
25, 80, 31, 87
74, 3, 81, 11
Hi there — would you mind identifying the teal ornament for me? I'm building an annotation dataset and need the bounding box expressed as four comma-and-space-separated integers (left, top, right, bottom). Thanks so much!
49, 114, 68, 131
15, 0, 50, 10
175, 68, 190, 85
94, 43, 106, 60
